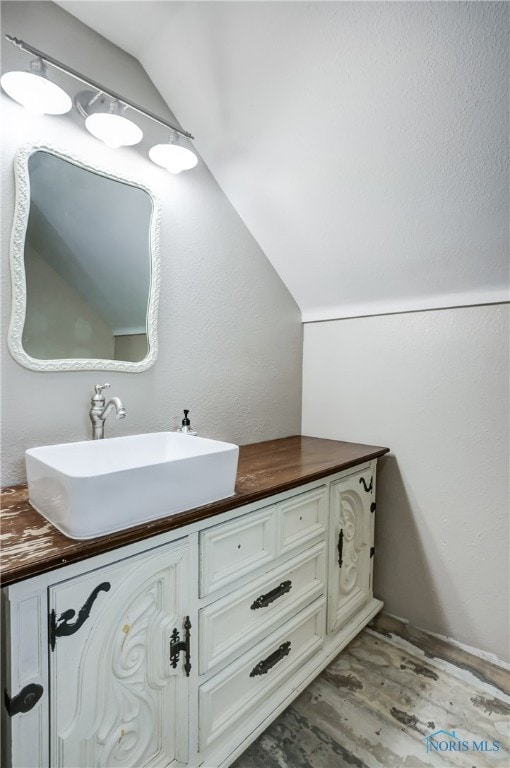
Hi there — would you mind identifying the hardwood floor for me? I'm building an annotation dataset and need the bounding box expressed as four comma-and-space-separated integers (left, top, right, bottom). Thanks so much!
232, 616, 510, 768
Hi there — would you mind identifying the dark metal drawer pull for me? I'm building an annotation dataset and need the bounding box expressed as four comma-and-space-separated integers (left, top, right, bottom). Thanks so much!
250, 641, 291, 677
4, 683, 43, 717
359, 476, 373, 493
338, 528, 344, 568
49, 581, 111, 651
251, 580, 292, 610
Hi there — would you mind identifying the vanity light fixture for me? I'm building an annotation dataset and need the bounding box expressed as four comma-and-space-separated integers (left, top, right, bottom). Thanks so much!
149, 131, 199, 174
85, 104, 143, 149
75, 90, 143, 148
0, 57, 72, 116
2, 35, 197, 170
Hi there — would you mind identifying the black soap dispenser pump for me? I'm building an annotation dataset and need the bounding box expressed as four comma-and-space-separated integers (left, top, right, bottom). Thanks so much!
177, 409, 197, 436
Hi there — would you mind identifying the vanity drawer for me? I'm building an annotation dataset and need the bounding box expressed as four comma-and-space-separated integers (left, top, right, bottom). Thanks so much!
200, 505, 277, 596
200, 486, 327, 597
199, 541, 326, 673
279, 486, 327, 553
198, 597, 325, 750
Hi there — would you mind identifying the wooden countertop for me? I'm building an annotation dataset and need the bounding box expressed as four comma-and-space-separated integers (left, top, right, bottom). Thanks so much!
0, 436, 389, 587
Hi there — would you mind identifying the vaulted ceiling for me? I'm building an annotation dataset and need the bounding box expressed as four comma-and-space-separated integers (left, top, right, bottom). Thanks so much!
58, 1, 509, 321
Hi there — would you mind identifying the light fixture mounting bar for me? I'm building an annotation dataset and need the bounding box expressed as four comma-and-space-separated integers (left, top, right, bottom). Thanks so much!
5, 35, 194, 140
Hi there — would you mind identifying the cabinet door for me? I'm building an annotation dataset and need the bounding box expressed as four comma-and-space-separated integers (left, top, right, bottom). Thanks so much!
328, 469, 373, 633
49, 539, 190, 768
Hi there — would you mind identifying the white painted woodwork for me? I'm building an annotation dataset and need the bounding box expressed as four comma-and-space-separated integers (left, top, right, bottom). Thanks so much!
50, 539, 190, 768
2, 462, 383, 768
328, 466, 373, 634
198, 598, 326, 752
208, 598, 384, 768
1, 580, 49, 768
279, 486, 327, 554
199, 541, 326, 674
200, 486, 327, 598
199, 504, 277, 597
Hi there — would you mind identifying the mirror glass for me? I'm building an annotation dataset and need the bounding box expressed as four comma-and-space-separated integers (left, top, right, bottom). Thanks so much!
8, 145, 160, 372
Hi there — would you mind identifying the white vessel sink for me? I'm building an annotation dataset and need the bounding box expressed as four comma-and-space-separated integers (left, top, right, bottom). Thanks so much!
26, 432, 239, 539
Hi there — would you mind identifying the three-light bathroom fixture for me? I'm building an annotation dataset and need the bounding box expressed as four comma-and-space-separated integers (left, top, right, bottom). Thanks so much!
1, 35, 198, 174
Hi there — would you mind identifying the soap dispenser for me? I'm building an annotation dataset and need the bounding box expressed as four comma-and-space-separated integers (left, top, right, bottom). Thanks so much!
177, 409, 197, 436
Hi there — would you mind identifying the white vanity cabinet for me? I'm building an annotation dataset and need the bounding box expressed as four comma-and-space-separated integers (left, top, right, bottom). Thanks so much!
49, 539, 190, 768
2, 538, 192, 768
1, 458, 384, 768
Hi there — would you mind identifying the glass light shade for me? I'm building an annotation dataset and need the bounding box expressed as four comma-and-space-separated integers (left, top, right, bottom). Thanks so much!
85, 112, 143, 149
1, 70, 72, 116
149, 142, 198, 174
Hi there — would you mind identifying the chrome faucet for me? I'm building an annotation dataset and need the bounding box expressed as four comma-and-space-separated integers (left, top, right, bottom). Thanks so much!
89, 383, 127, 440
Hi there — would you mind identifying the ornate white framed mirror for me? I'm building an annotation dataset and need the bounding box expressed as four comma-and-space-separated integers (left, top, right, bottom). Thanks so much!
7, 143, 161, 372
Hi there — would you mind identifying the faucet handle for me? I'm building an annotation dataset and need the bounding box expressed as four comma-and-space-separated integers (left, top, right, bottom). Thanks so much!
91, 383, 110, 405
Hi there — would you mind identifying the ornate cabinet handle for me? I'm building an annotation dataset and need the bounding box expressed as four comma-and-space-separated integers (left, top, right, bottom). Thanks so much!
338, 528, 344, 568
170, 616, 191, 677
250, 641, 291, 677
250, 580, 292, 610
359, 476, 373, 493
4, 683, 43, 717
49, 582, 111, 651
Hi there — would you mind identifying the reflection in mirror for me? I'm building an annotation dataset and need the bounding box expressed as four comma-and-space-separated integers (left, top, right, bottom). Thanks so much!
8, 144, 161, 372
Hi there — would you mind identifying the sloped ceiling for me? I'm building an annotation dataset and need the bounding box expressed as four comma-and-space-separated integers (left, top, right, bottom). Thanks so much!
58, 1, 509, 321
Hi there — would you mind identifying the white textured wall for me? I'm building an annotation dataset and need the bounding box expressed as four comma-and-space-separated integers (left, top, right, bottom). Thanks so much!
0, 1, 302, 486
302, 305, 510, 661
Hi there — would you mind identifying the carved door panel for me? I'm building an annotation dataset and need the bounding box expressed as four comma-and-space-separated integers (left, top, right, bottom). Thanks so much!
49, 538, 190, 768
327, 469, 373, 634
